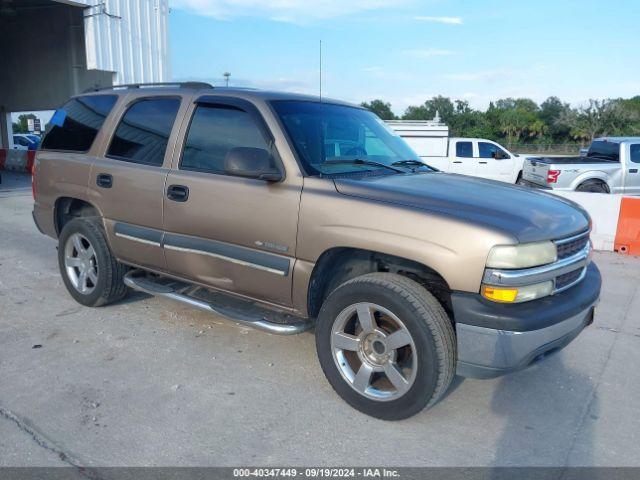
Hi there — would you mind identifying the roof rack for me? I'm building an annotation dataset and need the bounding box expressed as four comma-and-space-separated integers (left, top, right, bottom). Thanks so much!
84, 82, 214, 93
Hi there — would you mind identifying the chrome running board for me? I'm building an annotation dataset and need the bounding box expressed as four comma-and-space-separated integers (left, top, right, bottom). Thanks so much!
123, 271, 313, 335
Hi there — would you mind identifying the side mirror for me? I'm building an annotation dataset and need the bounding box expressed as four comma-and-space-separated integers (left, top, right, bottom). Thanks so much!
492, 150, 509, 160
224, 147, 283, 182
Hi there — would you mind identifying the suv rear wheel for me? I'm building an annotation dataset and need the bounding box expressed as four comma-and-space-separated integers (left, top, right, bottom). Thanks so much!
58, 217, 128, 307
315, 273, 456, 420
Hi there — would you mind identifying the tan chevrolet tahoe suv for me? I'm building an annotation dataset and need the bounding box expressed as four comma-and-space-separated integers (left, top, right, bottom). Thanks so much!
32, 83, 601, 420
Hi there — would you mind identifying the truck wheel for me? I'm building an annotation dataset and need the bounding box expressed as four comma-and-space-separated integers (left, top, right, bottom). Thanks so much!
315, 273, 456, 420
58, 217, 128, 307
576, 180, 608, 193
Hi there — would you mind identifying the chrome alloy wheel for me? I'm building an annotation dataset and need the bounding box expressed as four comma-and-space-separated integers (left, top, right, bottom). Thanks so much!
64, 233, 98, 294
330, 302, 417, 401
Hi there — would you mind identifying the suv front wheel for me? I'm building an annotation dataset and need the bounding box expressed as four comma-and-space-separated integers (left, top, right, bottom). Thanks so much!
58, 217, 128, 307
315, 273, 456, 420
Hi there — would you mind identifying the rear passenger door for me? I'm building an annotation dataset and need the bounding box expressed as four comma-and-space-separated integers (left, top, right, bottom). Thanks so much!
87, 93, 189, 271
449, 140, 477, 176
162, 96, 302, 308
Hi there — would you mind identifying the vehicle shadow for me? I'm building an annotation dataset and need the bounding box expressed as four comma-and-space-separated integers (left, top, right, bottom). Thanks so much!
488, 353, 597, 477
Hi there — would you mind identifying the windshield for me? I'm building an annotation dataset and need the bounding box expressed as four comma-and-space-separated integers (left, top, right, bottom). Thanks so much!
587, 141, 620, 162
271, 100, 424, 176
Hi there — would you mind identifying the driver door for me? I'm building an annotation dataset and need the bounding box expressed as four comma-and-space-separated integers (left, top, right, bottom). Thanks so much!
162, 96, 302, 308
477, 141, 515, 182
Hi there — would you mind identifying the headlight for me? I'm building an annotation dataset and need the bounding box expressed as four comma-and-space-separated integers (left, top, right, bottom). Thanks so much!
481, 281, 554, 303
486, 241, 557, 269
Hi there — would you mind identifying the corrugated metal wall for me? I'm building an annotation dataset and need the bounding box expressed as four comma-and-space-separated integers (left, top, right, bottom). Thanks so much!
57, 0, 171, 85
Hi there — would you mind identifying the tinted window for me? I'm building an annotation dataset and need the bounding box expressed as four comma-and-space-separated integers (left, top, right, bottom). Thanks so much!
587, 141, 620, 162
41, 95, 117, 152
107, 97, 180, 166
14, 136, 30, 146
181, 105, 270, 174
456, 141, 473, 158
479, 142, 509, 159
629, 144, 640, 164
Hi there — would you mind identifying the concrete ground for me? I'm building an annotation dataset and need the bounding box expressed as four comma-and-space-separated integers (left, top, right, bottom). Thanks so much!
1, 171, 639, 467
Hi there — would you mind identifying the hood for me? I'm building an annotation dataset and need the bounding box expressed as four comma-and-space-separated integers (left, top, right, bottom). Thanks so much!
333, 172, 589, 243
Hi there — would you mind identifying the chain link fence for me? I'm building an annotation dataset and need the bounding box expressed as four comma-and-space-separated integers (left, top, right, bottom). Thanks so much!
506, 144, 584, 155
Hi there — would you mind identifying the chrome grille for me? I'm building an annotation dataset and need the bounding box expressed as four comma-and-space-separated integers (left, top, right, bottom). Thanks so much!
555, 268, 584, 291
555, 231, 590, 260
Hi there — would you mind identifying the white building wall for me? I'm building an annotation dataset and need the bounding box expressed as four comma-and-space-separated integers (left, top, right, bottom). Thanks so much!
56, 0, 171, 85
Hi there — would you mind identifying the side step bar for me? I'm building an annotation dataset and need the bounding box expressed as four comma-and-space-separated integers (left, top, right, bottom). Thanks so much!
123, 271, 313, 335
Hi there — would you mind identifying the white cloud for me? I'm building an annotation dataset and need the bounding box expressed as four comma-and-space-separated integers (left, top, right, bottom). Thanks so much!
413, 16, 462, 25
171, 0, 410, 22
402, 48, 457, 58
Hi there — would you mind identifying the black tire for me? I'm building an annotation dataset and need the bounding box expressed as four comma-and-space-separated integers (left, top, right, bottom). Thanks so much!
576, 180, 608, 193
315, 273, 456, 420
515, 171, 524, 185
58, 217, 128, 307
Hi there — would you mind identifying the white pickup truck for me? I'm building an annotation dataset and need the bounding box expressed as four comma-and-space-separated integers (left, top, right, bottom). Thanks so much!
521, 137, 640, 194
387, 120, 525, 184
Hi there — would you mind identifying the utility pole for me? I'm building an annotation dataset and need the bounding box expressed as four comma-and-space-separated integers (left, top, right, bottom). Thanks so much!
223, 72, 231, 87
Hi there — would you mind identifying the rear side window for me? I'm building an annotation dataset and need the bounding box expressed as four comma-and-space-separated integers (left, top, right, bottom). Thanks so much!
107, 97, 181, 166
587, 141, 620, 162
630, 144, 640, 164
181, 104, 269, 174
456, 141, 473, 158
41, 95, 117, 152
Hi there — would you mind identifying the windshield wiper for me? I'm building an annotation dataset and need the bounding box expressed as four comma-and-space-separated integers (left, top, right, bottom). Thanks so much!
391, 159, 437, 171
323, 159, 405, 173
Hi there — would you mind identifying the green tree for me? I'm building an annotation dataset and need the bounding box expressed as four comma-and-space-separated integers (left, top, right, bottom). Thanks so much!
11, 113, 38, 134
361, 100, 397, 120
402, 95, 455, 122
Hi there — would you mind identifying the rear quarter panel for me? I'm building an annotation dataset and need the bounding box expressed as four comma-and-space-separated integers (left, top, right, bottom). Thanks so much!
33, 151, 96, 238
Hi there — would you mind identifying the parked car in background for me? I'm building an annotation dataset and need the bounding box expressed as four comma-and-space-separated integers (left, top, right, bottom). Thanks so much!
25, 134, 42, 149
33, 84, 600, 419
521, 137, 640, 194
387, 120, 524, 184
12, 135, 32, 150
13, 134, 39, 150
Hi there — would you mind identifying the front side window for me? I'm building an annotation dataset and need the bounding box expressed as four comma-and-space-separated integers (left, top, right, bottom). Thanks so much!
630, 144, 640, 164
107, 97, 180, 166
271, 101, 423, 176
456, 141, 473, 158
479, 142, 509, 159
181, 104, 270, 174
41, 95, 117, 152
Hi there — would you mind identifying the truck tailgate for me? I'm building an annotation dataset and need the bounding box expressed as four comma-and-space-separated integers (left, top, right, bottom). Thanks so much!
522, 158, 550, 186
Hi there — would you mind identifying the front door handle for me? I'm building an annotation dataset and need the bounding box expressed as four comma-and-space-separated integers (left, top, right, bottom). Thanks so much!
629, 169, 638, 174
96, 173, 113, 188
167, 184, 189, 202
453, 161, 462, 164
479, 161, 488, 164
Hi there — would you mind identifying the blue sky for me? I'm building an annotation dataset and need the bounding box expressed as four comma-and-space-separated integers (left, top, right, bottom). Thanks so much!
169, 0, 640, 115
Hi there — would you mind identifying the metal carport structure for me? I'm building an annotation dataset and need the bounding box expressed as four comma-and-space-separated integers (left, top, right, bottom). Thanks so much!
0, 0, 170, 149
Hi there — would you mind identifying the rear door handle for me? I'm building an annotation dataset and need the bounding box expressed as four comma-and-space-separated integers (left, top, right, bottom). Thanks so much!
167, 184, 189, 202
96, 173, 113, 188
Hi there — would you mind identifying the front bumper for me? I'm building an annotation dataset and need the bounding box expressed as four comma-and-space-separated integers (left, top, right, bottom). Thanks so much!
453, 262, 601, 379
